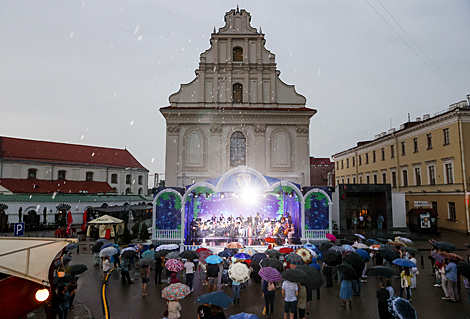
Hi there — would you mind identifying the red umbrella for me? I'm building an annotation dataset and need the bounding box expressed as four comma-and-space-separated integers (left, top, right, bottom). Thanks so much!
326, 233, 337, 242
279, 247, 294, 254
81, 210, 87, 232
265, 237, 276, 243
66, 211, 73, 236
198, 250, 212, 264
196, 247, 212, 254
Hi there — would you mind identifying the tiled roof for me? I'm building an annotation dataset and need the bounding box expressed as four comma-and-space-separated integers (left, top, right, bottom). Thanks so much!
0, 179, 114, 194
0, 193, 148, 203
0, 136, 147, 170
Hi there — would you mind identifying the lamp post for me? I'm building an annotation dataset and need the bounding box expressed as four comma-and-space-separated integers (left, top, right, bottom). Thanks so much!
125, 167, 138, 231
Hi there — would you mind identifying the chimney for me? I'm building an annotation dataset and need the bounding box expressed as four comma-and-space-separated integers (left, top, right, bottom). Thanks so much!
423, 114, 430, 120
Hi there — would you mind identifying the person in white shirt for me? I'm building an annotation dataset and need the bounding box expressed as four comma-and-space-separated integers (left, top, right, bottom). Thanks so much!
409, 253, 418, 289
183, 259, 196, 291
102, 257, 110, 283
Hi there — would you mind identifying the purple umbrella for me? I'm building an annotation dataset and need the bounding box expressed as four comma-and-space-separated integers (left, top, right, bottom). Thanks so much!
233, 253, 251, 260
258, 267, 282, 282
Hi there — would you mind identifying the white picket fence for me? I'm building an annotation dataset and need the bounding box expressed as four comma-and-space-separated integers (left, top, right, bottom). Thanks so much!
304, 229, 328, 242
155, 229, 181, 241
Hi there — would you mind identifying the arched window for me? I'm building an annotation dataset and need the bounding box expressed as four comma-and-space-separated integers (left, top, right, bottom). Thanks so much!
112, 187, 118, 193
233, 47, 243, 62
138, 188, 143, 195
233, 83, 243, 103
230, 131, 246, 167
125, 187, 132, 195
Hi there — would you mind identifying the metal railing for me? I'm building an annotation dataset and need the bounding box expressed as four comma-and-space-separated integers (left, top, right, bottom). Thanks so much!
155, 229, 181, 240
304, 229, 328, 241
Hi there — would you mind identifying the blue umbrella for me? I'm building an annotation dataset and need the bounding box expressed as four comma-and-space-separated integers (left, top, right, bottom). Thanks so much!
366, 239, 381, 245
304, 243, 319, 253
355, 249, 370, 262
342, 244, 355, 253
195, 291, 233, 308
392, 258, 416, 268
206, 255, 223, 264
100, 243, 114, 250
229, 313, 260, 319
97, 239, 108, 242
233, 253, 251, 260
142, 249, 155, 258
218, 250, 232, 258
65, 244, 78, 252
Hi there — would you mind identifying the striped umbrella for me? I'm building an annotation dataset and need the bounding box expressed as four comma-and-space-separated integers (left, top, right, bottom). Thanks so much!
162, 283, 190, 301
285, 253, 303, 265
258, 266, 282, 282
227, 242, 244, 249
165, 259, 184, 272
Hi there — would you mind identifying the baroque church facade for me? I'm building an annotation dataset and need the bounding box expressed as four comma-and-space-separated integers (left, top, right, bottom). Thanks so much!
160, 8, 316, 187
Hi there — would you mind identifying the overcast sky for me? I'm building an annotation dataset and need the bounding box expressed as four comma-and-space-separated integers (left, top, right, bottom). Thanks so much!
1, 1, 469, 186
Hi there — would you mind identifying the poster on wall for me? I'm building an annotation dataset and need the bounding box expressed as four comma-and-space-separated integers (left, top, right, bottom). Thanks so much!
420, 212, 431, 228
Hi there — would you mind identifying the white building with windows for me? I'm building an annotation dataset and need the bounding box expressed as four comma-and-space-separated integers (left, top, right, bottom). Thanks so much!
160, 8, 316, 187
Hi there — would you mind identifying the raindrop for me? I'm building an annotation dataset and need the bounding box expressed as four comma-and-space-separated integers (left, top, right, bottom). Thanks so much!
134, 25, 140, 34
130, 121, 134, 125
137, 36, 143, 41
317, 68, 321, 76
52, 192, 57, 199
81, 135, 84, 140
151, 158, 155, 163
91, 152, 95, 156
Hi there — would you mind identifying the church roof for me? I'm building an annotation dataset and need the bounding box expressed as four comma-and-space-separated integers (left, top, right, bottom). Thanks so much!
160, 106, 316, 113
0, 136, 147, 170
0, 179, 115, 194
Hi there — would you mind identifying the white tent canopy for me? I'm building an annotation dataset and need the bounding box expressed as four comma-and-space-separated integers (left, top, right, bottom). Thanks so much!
0, 237, 78, 287
88, 214, 123, 224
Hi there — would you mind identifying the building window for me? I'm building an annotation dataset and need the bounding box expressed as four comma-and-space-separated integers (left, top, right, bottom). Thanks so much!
138, 188, 143, 195
391, 171, 397, 188
233, 46, 243, 62
138, 175, 143, 185
382, 173, 387, 184
373, 174, 378, 184
414, 167, 421, 186
402, 170, 408, 187
337, 179, 340, 185
112, 187, 118, 193
86, 172, 94, 181
365, 153, 369, 164
443, 128, 450, 145
373, 151, 376, 163
366, 175, 370, 184
341, 178, 345, 184
352, 176, 356, 183
352, 157, 355, 167
341, 160, 344, 169
427, 134, 433, 149
230, 131, 246, 166
359, 155, 362, 166
111, 174, 118, 184
445, 163, 454, 184
381, 148, 385, 161
401, 142, 406, 155
126, 174, 132, 184
28, 168, 37, 179
391, 145, 395, 158
448, 202, 456, 220
125, 187, 132, 195
233, 83, 243, 103
413, 138, 418, 153
346, 158, 349, 168
58, 170, 66, 180
428, 165, 436, 185
347, 177, 350, 184
359, 176, 363, 183
432, 201, 438, 215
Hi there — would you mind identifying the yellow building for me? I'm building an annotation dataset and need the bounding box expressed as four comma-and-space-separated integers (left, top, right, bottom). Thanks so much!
332, 99, 470, 233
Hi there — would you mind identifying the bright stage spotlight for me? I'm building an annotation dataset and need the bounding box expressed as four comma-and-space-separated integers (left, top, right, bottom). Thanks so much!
240, 187, 260, 205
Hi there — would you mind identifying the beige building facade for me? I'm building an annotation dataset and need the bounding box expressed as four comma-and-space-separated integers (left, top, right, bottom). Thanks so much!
332, 100, 470, 233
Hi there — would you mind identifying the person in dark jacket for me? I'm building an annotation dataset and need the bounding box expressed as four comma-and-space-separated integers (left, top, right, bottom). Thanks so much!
207, 263, 220, 292
155, 256, 164, 284
263, 279, 276, 317
377, 282, 390, 319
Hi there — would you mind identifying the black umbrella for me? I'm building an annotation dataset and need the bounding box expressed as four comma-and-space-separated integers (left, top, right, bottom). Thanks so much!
344, 252, 365, 277
224, 248, 239, 255
155, 249, 171, 258
322, 250, 342, 266
53, 274, 74, 285
338, 238, 354, 245
218, 250, 232, 258
54, 255, 72, 268
457, 262, 470, 279
179, 250, 199, 260
337, 263, 356, 280
281, 269, 310, 285
377, 238, 391, 244
122, 250, 137, 259
260, 258, 283, 272
433, 241, 457, 251
319, 242, 335, 252
251, 253, 268, 266
401, 246, 420, 255
366, 266, 397, 278
92, 242, 104, 253
265, 249, 281, 258
68, 264, 88, 276
379, 246, 399, 263
296, 265, 323, 290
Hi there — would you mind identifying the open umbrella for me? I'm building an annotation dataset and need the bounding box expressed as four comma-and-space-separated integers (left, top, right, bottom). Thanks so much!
285, 252, 304, 265
388, 241, 405, 247
166, 251, 180, 260
319, 242, 335, 252
162, 283, 191, 301
431, 241, 457, 251
370, 245, 381, 251
142, 249, 156, 259
180, 250, 199, 260
54, 255, 72, 268
355, 234, 366, 240
218, 250, 232, 258
97, 238, 108, 243
388, 296, 417, 319
228, 262, 250, 283
260, 258, 283, 272
457, 262, 470, 278
401, 247, 420, 255
303, 243, 319, 253
296, 265, 323, 290
99, 247, 118, 257
100, 243, 114, 250
265, 237, 276, 243
157, 244, 179, 251
229, 313, 260, 319
65, 244, 78, 252
432, 252, 445, 264
392, 259, 416, 268
92, 242, 104, 253
121, 250, 137, 259
265, 249, 281, 258
326, 233, 337, 242
166, 259, 184, 272
53, 275, 74, 285
329, 245, 345, 254
377, 238, 391, 244
295, 248, 313, 264
344, 252, 365, 277
379, 246, 399, 263
322, 250, 342, 266
240, 248, 257, 256
337, 263, 356, 280
68, 264, 88, 276
281, 269, 309, 285
155, 249, 171, 258
226, 242, 244, 249
198, 251, 213, 264
438, 252, 464, 262
355, 249, 370, 262
258, 266, 282, 282
337, 238, 354, 245
352, 242, 369, 250
278, 247, 294, 254
366, 239, 381, 245
140, 257, 156, 267
196, 291, 233, 308
251, 253, 268, 265
233, 253, 251, 260
206, 255, 223, 264
366, 266, 397, 278
396, 237, 413, 246
196, 247, 212, 254
341, 245, 355, 253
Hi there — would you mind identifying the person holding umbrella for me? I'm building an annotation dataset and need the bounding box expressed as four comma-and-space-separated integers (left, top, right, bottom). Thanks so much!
183, 258, 196, 291
155, 256, 164, 284
120, 256, 133, 284
140, 265, 150, 296
338, 265, 354, 307
167, 299, 182, 319
400, 267, 412, 301
259, 267, 280, 317
376, 281, 389, 319
102, 256, 111, 284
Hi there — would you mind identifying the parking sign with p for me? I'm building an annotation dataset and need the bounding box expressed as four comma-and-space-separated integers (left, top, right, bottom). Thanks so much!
14, 222, 25, 237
